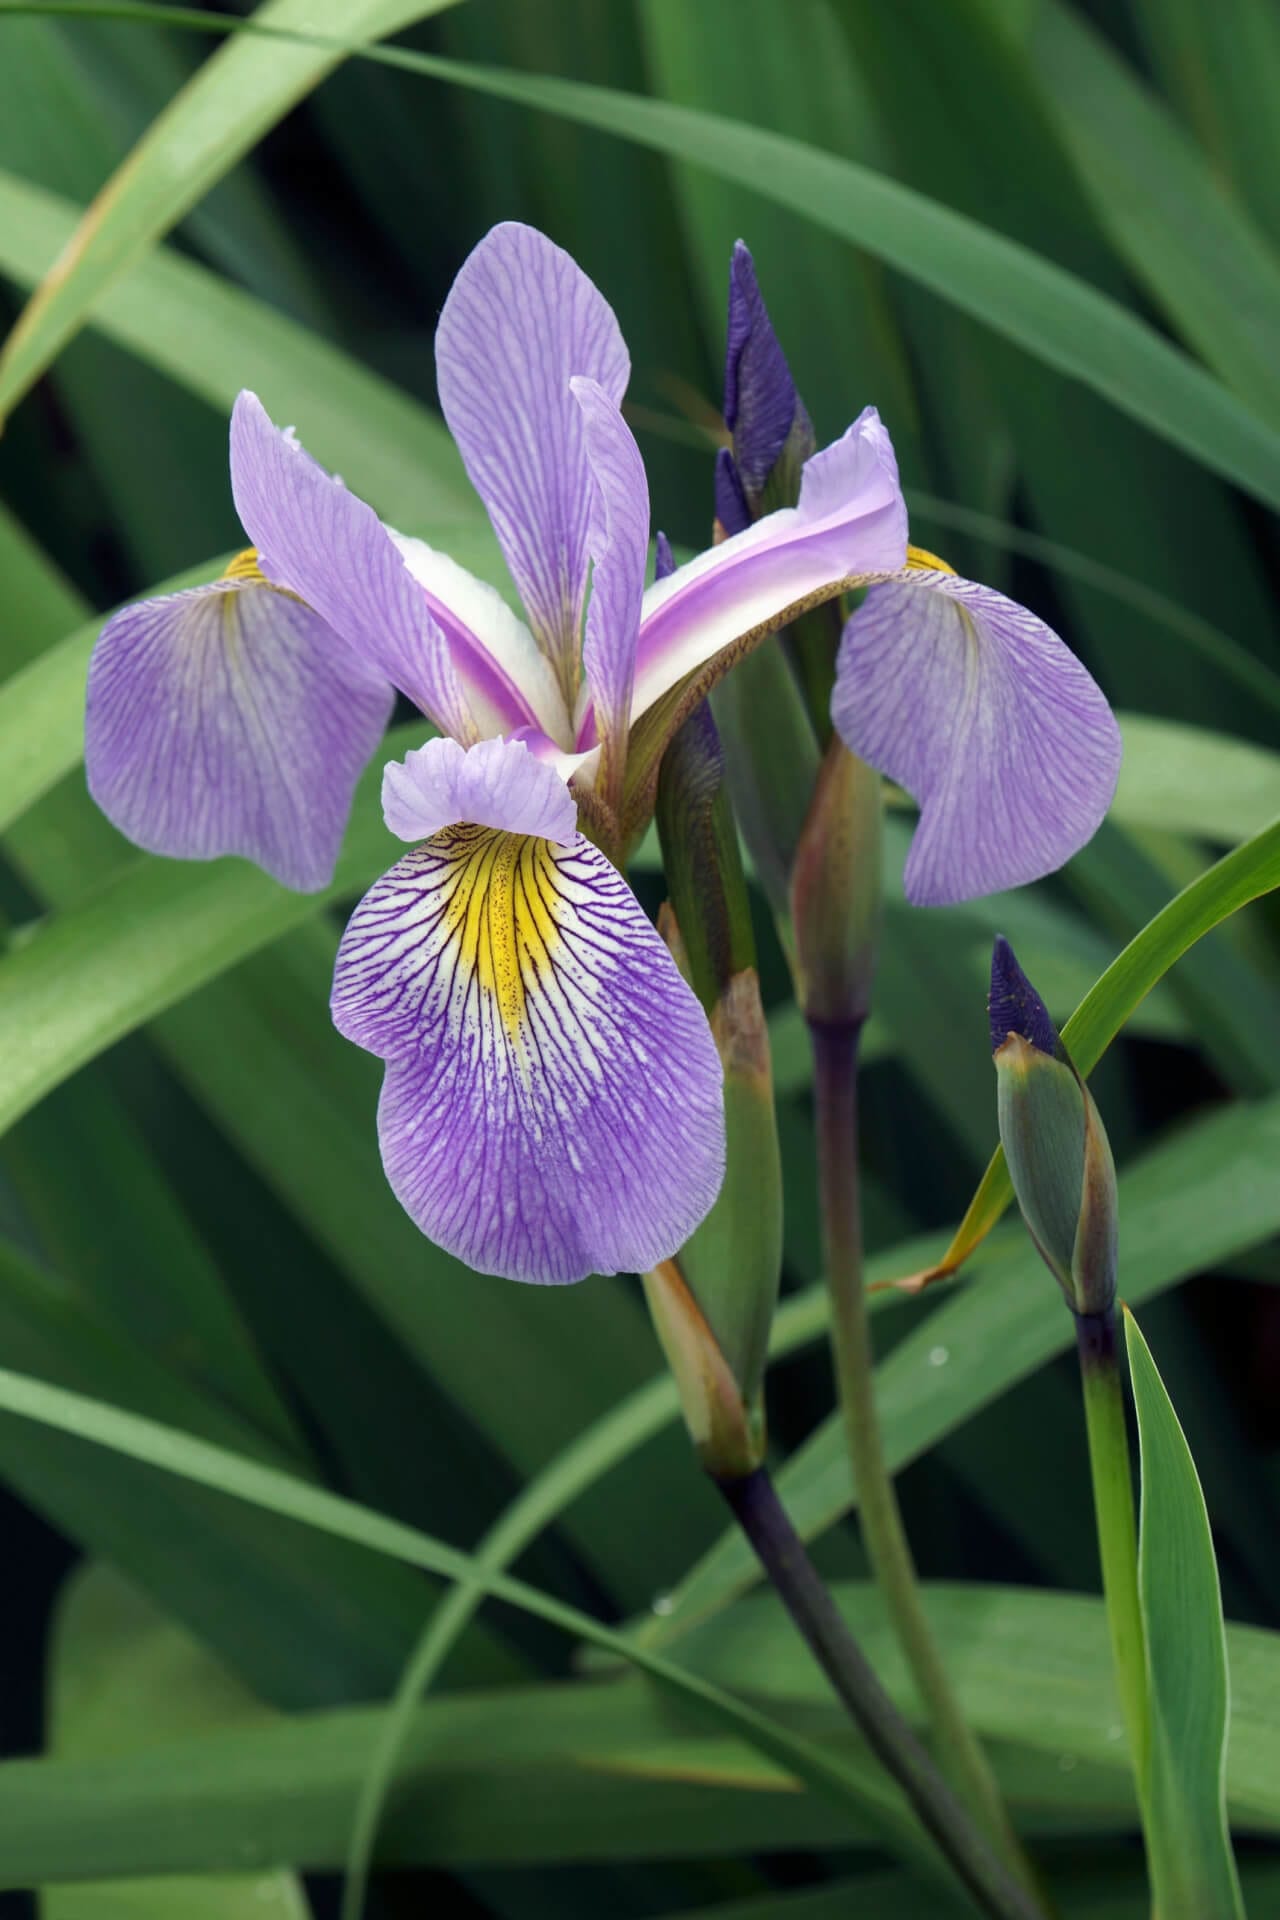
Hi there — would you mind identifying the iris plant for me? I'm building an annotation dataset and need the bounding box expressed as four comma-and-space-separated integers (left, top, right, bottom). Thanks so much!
85, 222, 1120, 1288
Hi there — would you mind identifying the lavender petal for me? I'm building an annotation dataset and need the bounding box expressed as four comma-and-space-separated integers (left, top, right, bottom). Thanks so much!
571, 375, 649, 802
608, 407, 907, 744
229, 392, 475, 741
833, 569, 1122, 905
435, 223, 629, 684
332, 831, 725, 1285
85, 578, 393, 892
382, 735, 577, 847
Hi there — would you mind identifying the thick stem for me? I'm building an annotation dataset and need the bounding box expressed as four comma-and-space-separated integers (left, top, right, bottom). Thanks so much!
810, 1018, 1035, 1890
1076, 1309, 1149, 1791
716, 1467, 1045, 1920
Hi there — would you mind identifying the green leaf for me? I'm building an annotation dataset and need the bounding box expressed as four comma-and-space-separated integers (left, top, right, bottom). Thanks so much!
933, 815, 1280, 1278
6, 1577, 1279, 1888
0, 0, 463, 420
1023, 2, 1280, 427
43, 1563, 308, 1920
673, 1580, 1280, 1832
10, 20, 1280, 508
1125, 1311, 1247, 1919
1112, 715, 1280, 845
0, 1234, 444, 1708
0, 167, 472, 528
1066, 821, 1280, 1098
1128, 0, 1280, 253
396, 50, 1280, 512
0, 1681, 901, 1887
0, 1362, 938, 1867
0, 500, 88, 650
635, 1094, 1280, 1641
2, 1063, 300, 1458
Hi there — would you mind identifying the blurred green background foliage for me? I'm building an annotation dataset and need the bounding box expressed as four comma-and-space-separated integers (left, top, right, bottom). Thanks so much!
0, 1, 1278, 1916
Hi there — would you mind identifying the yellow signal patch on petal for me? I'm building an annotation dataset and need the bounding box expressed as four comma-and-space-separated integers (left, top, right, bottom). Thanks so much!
904, 543, 956, 576
435, 823, 562, 1043
221, 546, 270, 585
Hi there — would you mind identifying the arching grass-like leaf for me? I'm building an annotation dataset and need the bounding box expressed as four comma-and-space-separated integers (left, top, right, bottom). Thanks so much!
1125, 1311, 1247, 1920
5, 16, 1280, 510
0, 0, 463, 421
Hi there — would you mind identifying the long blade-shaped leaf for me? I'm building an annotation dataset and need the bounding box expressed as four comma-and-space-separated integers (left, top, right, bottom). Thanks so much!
1125, 1312, 1247, 1920
1025, 1, 1280, 428
5, 18, 1279, 509
0, 1361, 928, 1861
0, 168, 472, 525
0, 0, 462, 419
386, 53, 1280, 513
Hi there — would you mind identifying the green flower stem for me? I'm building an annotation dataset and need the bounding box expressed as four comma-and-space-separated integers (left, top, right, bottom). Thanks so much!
715, 1465, 1045, 1920
810, 1018, 1038, 1895
1076, 1308, 1150, 1791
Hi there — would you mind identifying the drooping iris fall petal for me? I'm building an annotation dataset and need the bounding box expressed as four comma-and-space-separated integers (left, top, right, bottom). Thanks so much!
332, 736, 724, 1284
435, 222, 629, 690
832, 568, 1122, 906
229, 391, 475, 742
85, 572, 393, 892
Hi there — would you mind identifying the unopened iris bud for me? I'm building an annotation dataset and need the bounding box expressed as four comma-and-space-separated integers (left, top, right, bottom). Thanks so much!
713, 250, 833, 903
724, 242, 816, 520
790, 739, 883, 1029
654, 698, 782, 1454
990, 937, 1118, 1317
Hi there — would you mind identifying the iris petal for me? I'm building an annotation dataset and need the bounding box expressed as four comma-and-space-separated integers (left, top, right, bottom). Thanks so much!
571, 375, 649, 807
332, 827, 724, 1285
613, 406, 907, 742
229, 392, 475, 742
435, 223, 629, 688
391, 535, 569, 746
382, 735, 577, 847
832, 569, 1122, 905
85, 577, 393, 892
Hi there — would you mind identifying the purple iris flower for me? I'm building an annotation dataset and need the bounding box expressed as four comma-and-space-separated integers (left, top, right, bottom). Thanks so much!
723, 244, 1123, 906
85, 223, 911, 1285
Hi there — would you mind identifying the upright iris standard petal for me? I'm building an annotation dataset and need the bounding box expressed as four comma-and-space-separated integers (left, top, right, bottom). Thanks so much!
833, 569, 1122, 906
434, 223, 629, 687
85, 573, 394, 892
332, 741, 724, 1284
229, 392, 475, 743
571, 375, 649, 806
382, 735, 576, 846
609, 407, 907, 743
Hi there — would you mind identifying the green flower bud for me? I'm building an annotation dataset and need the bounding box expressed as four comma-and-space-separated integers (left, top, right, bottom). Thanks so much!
991, 937, 1118, 1317
790, 739, 883, 1029
653, 700, 782, 1450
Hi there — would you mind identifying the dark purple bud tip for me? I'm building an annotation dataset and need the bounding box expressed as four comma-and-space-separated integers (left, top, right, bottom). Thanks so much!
724, 241, 799, 498
714, 446, 751, 540
989, 935, 1061, 1059
654, 530, 676, 582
